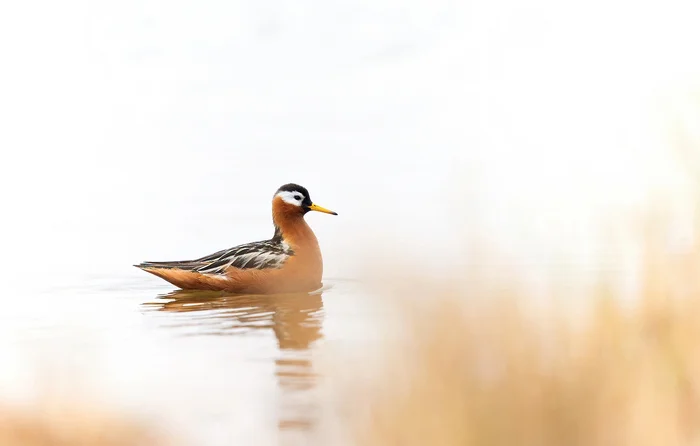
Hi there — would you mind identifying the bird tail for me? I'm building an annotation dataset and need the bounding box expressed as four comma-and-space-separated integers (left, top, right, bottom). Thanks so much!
134, 260, 200, 271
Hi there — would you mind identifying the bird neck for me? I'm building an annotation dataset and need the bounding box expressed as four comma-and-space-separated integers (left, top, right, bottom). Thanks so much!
272, 212, 318, 249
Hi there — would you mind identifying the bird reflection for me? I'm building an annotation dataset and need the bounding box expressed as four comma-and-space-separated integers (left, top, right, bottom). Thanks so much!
142, 289, 324, 433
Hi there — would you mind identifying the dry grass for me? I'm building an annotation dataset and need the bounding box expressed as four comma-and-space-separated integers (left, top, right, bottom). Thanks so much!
316, 91, 700, 446
0, 402, 167, 446
324, 214, 700, 445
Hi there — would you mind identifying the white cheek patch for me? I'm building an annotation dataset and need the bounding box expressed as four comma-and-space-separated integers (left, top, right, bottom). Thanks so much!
276, 191, 304, 206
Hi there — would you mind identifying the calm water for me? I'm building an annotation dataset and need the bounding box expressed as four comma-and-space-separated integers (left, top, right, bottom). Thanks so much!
1, 270, 385, 445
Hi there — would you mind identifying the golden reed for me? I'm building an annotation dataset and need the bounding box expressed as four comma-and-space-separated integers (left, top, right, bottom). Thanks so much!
0, 403, 166, 446
318, 91, 700, 446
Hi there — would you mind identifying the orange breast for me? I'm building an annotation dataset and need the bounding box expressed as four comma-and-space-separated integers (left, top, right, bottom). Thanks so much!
223, 222, 323, 294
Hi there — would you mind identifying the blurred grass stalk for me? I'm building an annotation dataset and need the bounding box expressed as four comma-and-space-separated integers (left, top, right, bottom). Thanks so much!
0, 401, 165, 446
321, 91, 700, 446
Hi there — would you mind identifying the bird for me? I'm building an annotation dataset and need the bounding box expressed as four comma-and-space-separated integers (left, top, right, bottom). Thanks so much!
135, 183, 337, 294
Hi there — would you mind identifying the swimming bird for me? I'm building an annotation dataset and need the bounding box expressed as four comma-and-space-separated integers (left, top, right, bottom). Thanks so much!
135, 183, 337, 294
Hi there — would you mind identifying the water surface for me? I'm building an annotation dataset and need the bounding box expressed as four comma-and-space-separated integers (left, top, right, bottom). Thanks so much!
0, 272, 381, 445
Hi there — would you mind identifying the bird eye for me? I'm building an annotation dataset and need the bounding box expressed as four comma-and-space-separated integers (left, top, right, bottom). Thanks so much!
294, 195, 302, 201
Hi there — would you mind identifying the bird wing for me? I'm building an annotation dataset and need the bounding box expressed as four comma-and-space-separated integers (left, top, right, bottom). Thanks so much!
137, 240, 294, 274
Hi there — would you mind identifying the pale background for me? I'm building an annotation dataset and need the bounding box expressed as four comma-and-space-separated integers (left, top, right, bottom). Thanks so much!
2, 0, 699, 284
1, 0, 699, 444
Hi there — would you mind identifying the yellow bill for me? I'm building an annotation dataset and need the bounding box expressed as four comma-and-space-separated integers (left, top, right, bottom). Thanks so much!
308, 203, 338, 215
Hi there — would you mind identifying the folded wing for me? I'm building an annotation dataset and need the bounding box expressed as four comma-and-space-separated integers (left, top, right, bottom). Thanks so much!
136, 240, 293, 274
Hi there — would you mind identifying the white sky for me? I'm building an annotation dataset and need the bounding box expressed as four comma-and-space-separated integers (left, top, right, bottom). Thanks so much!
0, 0, 699, 286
